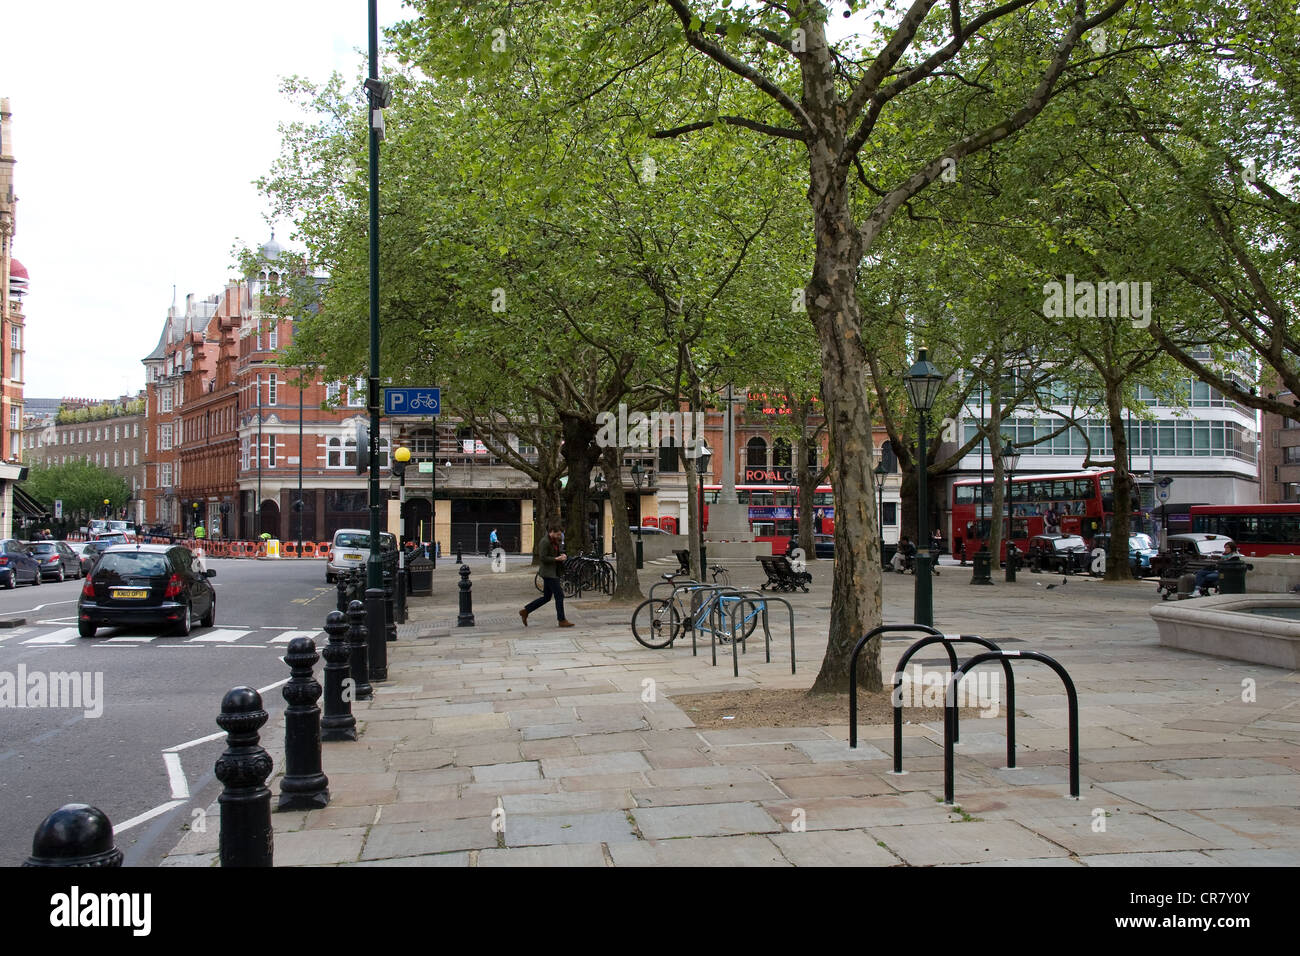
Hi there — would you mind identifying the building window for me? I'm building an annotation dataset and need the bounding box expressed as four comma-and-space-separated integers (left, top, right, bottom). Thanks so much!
158, 424, 172, 451
241, 437, 249, 471
268, 373, 277, 406
327, 437, 342, 467
327, 382, 341, 405
267, 437, 277, 468
160, 463, 173, 487
746, 437, 768, 468
161, 388, 173, 413
113, 451, 120, 467
133, 449, 138, 465
268, 324, 277, 350
344, 438, 357, 467
10, 326, 19, 349
883, 502, 898, 526
348, 377, 366, 407
10, 354, 19, 380
9, 407, 18, 430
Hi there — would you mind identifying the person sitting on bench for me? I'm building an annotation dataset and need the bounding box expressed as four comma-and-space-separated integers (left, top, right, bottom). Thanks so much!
892, 536, 916, 573
1194, 541, 1240, 596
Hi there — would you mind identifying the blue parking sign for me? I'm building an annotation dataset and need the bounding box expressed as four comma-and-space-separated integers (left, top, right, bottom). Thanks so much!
384, 388, 440, 416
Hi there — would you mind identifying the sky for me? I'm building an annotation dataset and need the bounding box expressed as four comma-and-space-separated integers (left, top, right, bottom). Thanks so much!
4, 2, 875, 403
3, 0, 405, 401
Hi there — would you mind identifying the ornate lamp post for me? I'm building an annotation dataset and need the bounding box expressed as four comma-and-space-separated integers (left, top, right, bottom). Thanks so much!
904, 348, 944, 626
630, 461, 644, 569
696, 443, 712, 574
1001, 441, 1021, 582
874, 459, 889, 567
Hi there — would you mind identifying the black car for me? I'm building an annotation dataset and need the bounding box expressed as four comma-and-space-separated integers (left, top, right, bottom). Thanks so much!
77, 544, 216, 638
1026, 534, 1091, 575
25, 540, 83, 581
0, 539, 42, 588
78, 537, 127, 576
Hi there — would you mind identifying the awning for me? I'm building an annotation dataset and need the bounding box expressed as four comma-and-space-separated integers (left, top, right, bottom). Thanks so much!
12, 484, 49, 518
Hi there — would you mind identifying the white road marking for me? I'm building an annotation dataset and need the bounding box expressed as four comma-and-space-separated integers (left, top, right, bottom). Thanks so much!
163, 751, 190, 799
21, 627, 82, 645
269, 629, 321, 644
115, 799, 186, 833
164, 731, 225, 753
257, 677, 290, 695
103, 635, 157, 643
186, 629, 250, 643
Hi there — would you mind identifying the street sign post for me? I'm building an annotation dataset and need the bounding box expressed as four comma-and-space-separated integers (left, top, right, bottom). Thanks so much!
383, 388, 441, 416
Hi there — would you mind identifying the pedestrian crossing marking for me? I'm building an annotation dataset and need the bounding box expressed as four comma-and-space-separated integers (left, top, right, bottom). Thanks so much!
187, 629, 251, 643
269, 629, 322, 644
104, 635, 157, 643
22, 627, 82, 645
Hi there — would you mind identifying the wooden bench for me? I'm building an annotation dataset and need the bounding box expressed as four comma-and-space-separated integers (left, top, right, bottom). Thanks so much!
756, 555, 812, 592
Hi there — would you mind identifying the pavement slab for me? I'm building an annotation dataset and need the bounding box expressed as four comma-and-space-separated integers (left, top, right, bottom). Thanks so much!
163, 564, 1300, 867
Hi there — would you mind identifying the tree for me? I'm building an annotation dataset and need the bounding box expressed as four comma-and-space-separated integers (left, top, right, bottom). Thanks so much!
21, 463, 129, 523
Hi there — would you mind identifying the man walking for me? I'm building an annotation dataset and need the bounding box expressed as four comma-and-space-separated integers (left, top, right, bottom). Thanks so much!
521, 525, 573, 628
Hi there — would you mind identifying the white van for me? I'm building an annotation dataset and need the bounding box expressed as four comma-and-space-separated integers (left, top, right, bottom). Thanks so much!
326, 528, 397, 583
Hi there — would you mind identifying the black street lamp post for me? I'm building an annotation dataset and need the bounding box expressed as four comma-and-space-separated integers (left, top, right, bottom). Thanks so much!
904, 348, 944, 626
1002, 442, 1021, 582
631, 461, 644, 570
696, 444, 712, 575
874, 460, 888, 567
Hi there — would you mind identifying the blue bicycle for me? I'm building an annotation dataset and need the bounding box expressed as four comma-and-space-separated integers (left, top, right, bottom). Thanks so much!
632, 584, 762, 649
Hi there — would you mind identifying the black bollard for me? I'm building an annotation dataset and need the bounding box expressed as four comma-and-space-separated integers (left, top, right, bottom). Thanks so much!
215, 686, 274, 867
23, 804, 123, 867
278, 637, 331, 810
366, 587, 388, 682
336, 574, 349, 613
346, 600, 373, 700
457, 564, 475, 627
455, 545, 462, 565
383, 572, 397, 642
395, 563, 407, 624
971, 545, 993, 585
321, 612, 359, 743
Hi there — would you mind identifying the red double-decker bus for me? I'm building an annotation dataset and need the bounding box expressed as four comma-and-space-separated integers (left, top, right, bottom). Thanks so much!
951, 468, 1114, 560
1190, 504, 1300, 557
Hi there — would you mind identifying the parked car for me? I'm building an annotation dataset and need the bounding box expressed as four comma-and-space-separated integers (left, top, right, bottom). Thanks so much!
1165, 533, 1233, 561
1026, 534, 1091, 574
77, 543, 216, 638
24, 540, 83, 581
326, 528, 398, 583
0, 539, 42, 589
78, 537, 128, 576
1089, 533, 1160, 577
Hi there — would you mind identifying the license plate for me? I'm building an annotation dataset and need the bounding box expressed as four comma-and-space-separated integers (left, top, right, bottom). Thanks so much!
112, 588, 148, 600
344, 553, 362, 560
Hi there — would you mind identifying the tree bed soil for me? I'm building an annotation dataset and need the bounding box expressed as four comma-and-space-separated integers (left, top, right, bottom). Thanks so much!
669, 687, 984, 730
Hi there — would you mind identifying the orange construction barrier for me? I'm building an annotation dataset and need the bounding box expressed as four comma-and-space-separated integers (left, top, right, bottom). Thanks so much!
319, 542, 332, 560
301, 542, 317, 558
256, 542, 267, 558
282, 541, 298, 558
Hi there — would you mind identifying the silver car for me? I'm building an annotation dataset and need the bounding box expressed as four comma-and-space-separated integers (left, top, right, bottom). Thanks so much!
326, 529, 397, 583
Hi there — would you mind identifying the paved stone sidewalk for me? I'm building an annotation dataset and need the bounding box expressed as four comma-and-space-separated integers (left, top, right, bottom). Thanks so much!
165, 559, 1300, 866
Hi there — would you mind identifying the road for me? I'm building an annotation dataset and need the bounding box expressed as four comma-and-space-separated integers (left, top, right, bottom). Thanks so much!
0, 556, 338, 866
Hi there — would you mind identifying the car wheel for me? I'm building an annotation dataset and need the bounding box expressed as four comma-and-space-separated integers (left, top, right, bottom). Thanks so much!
55, 567, 65, 583
174, 603, 192, 637
3, 574, 13, 590
78, 621, 96, 638
32, 570, 40, 586
201, 594, 215, 628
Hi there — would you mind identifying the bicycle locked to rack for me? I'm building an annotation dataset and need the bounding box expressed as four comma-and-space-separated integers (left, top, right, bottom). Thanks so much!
534, 549, 616, 598
631, 574, 796, 675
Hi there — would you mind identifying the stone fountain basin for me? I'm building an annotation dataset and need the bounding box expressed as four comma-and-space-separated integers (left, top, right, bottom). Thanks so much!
1151, 594, 1300, 668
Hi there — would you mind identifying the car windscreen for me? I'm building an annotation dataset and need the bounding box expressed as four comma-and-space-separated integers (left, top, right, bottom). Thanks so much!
1130, 535, 1155, 550
95, 552, 170, 578
29, 543, 56, 553
336, 533, 397, 551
